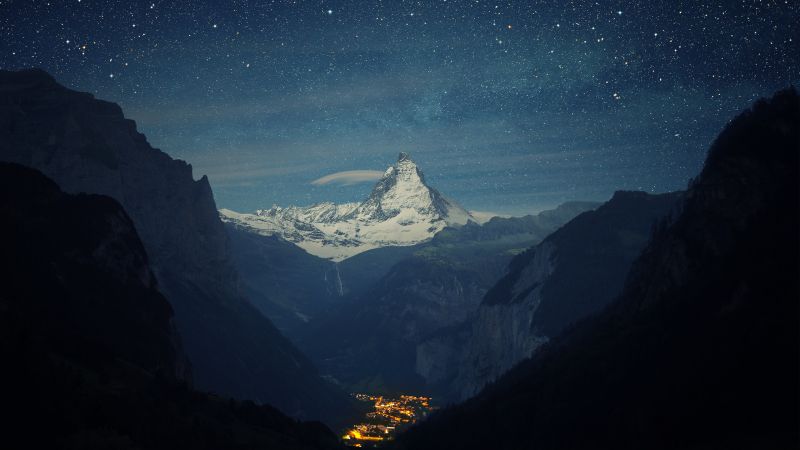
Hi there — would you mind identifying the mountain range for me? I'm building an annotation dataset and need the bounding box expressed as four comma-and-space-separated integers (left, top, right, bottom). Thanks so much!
1, 68, 796, 449
297, 201, 598, 393
220, 149, 602, 391
223, 178, 598, 392
221, 152, 475, 261
222, 152, 600, 360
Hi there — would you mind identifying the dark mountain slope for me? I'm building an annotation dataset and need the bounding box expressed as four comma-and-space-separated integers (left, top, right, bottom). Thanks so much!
224, 222, 343, 339
0, 163, 342, 450
0, 162, 186, 383
483, 192, 679, 336
417, 190, 681, 401
400, 89, 799, 450
0, 69, 354, 425
337, 244, 420, 298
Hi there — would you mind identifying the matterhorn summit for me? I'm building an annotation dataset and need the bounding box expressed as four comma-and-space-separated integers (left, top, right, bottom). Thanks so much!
220, 152, 475, 260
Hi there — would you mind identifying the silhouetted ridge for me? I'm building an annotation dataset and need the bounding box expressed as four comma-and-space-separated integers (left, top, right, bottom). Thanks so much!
0, 162, 344, 449
705, 87, 799, 166
0, 162, 186, 380
0, 68, 355, 426
482, 190, 678, 308
0, 67, 57, 85
400, 88, 799, 450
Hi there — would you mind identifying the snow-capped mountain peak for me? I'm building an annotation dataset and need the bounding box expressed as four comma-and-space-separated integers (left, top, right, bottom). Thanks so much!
348, 152, 469, 225
220, 152, 475, 261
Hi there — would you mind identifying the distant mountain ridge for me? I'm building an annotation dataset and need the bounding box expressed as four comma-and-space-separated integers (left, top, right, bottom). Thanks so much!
221, 152, 475, 261
223, 199, 601, 345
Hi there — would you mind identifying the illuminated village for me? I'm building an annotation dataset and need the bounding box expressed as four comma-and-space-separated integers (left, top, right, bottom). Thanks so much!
341, 393, 435, 447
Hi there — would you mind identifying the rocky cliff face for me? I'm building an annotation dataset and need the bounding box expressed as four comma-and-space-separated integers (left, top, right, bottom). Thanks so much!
0, 69, 353, 425
417, 191, 681, 400
441, 251, 549, 395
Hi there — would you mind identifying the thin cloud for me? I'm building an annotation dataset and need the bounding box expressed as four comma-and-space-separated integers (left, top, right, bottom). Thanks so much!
311, 170, 384, 186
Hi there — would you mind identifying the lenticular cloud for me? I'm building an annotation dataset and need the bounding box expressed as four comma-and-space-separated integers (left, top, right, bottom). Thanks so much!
311, 170, 384, 186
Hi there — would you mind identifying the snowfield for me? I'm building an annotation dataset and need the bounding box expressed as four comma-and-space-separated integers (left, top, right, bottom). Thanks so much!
219, 152, 477, 261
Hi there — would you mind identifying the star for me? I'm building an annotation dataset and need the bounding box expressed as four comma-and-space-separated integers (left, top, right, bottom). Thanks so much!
0, 0, 793, 214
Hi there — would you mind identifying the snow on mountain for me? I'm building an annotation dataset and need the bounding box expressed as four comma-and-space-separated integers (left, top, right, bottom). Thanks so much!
220, 152, 476, 261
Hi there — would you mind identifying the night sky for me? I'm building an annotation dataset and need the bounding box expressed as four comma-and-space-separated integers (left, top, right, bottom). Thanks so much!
1, 1, 798, 215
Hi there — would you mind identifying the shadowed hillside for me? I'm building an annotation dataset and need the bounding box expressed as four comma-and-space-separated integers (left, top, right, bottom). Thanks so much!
0, 163, 343, 450
0, 69, 355, 426
418, 190, 681, 401
400, 88, 799, 450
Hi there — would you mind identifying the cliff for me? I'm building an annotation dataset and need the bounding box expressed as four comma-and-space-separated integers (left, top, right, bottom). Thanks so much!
0, 69, 353, 425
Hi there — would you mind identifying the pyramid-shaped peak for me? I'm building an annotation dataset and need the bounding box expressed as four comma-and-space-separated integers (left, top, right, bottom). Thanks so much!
398, 152, 412, 162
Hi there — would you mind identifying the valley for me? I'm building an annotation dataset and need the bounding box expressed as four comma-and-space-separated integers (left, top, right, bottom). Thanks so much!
0, 15, 797, 446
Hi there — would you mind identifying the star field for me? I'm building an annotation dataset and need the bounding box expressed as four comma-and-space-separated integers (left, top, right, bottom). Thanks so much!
1, 0, 798, 214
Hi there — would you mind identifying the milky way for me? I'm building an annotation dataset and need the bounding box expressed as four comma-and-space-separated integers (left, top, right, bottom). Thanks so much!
1, 0, 797, 214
